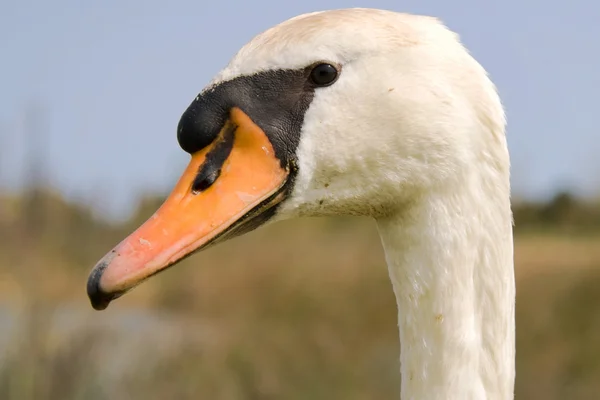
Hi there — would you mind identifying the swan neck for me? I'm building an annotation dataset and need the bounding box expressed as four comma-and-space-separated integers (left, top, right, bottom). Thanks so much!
376, 188, 515, 400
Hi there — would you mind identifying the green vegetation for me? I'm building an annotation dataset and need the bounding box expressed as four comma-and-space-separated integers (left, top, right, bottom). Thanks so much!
0, 189, 599, 399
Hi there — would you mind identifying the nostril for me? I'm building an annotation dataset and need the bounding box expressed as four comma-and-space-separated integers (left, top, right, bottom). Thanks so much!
192, 165, 220, 193
190, 121, 236, 194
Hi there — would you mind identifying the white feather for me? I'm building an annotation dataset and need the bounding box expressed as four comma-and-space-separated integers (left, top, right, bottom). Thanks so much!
210, 8, 514, 399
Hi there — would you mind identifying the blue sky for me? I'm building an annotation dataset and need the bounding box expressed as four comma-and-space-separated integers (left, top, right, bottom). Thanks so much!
1, 0, 598, 218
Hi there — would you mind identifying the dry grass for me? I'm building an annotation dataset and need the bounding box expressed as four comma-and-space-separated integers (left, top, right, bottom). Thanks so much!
1, 193, 599, 399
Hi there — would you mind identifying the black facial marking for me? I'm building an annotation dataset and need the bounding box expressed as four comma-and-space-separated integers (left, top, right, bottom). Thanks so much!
191, 121, 235, 193
176, 63, 338, 236
177, 66, 325, 167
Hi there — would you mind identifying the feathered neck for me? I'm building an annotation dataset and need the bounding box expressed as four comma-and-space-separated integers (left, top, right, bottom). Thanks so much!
376, 162, 515, 399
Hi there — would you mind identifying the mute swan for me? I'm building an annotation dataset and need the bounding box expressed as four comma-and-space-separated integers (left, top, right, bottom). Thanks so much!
87, 8, 514, 399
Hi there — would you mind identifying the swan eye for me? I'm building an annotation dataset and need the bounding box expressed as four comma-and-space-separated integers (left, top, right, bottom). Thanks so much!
309, 63, 338, 86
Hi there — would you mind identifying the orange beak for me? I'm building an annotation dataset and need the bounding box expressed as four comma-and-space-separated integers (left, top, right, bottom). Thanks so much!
87, 107, 290, 310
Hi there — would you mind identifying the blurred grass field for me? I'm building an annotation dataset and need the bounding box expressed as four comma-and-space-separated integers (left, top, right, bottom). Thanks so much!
0, 190, 599, 399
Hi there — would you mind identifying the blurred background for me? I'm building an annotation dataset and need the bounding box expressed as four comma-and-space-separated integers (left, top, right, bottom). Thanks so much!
1, 0, 599, 399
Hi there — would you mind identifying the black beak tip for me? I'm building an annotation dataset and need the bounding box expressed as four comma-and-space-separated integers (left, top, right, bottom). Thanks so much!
89, 295, 111, 311
86, 261, 113, 311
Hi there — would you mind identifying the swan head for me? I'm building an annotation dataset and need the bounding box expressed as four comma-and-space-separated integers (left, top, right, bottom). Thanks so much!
87, 8, 508, 310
